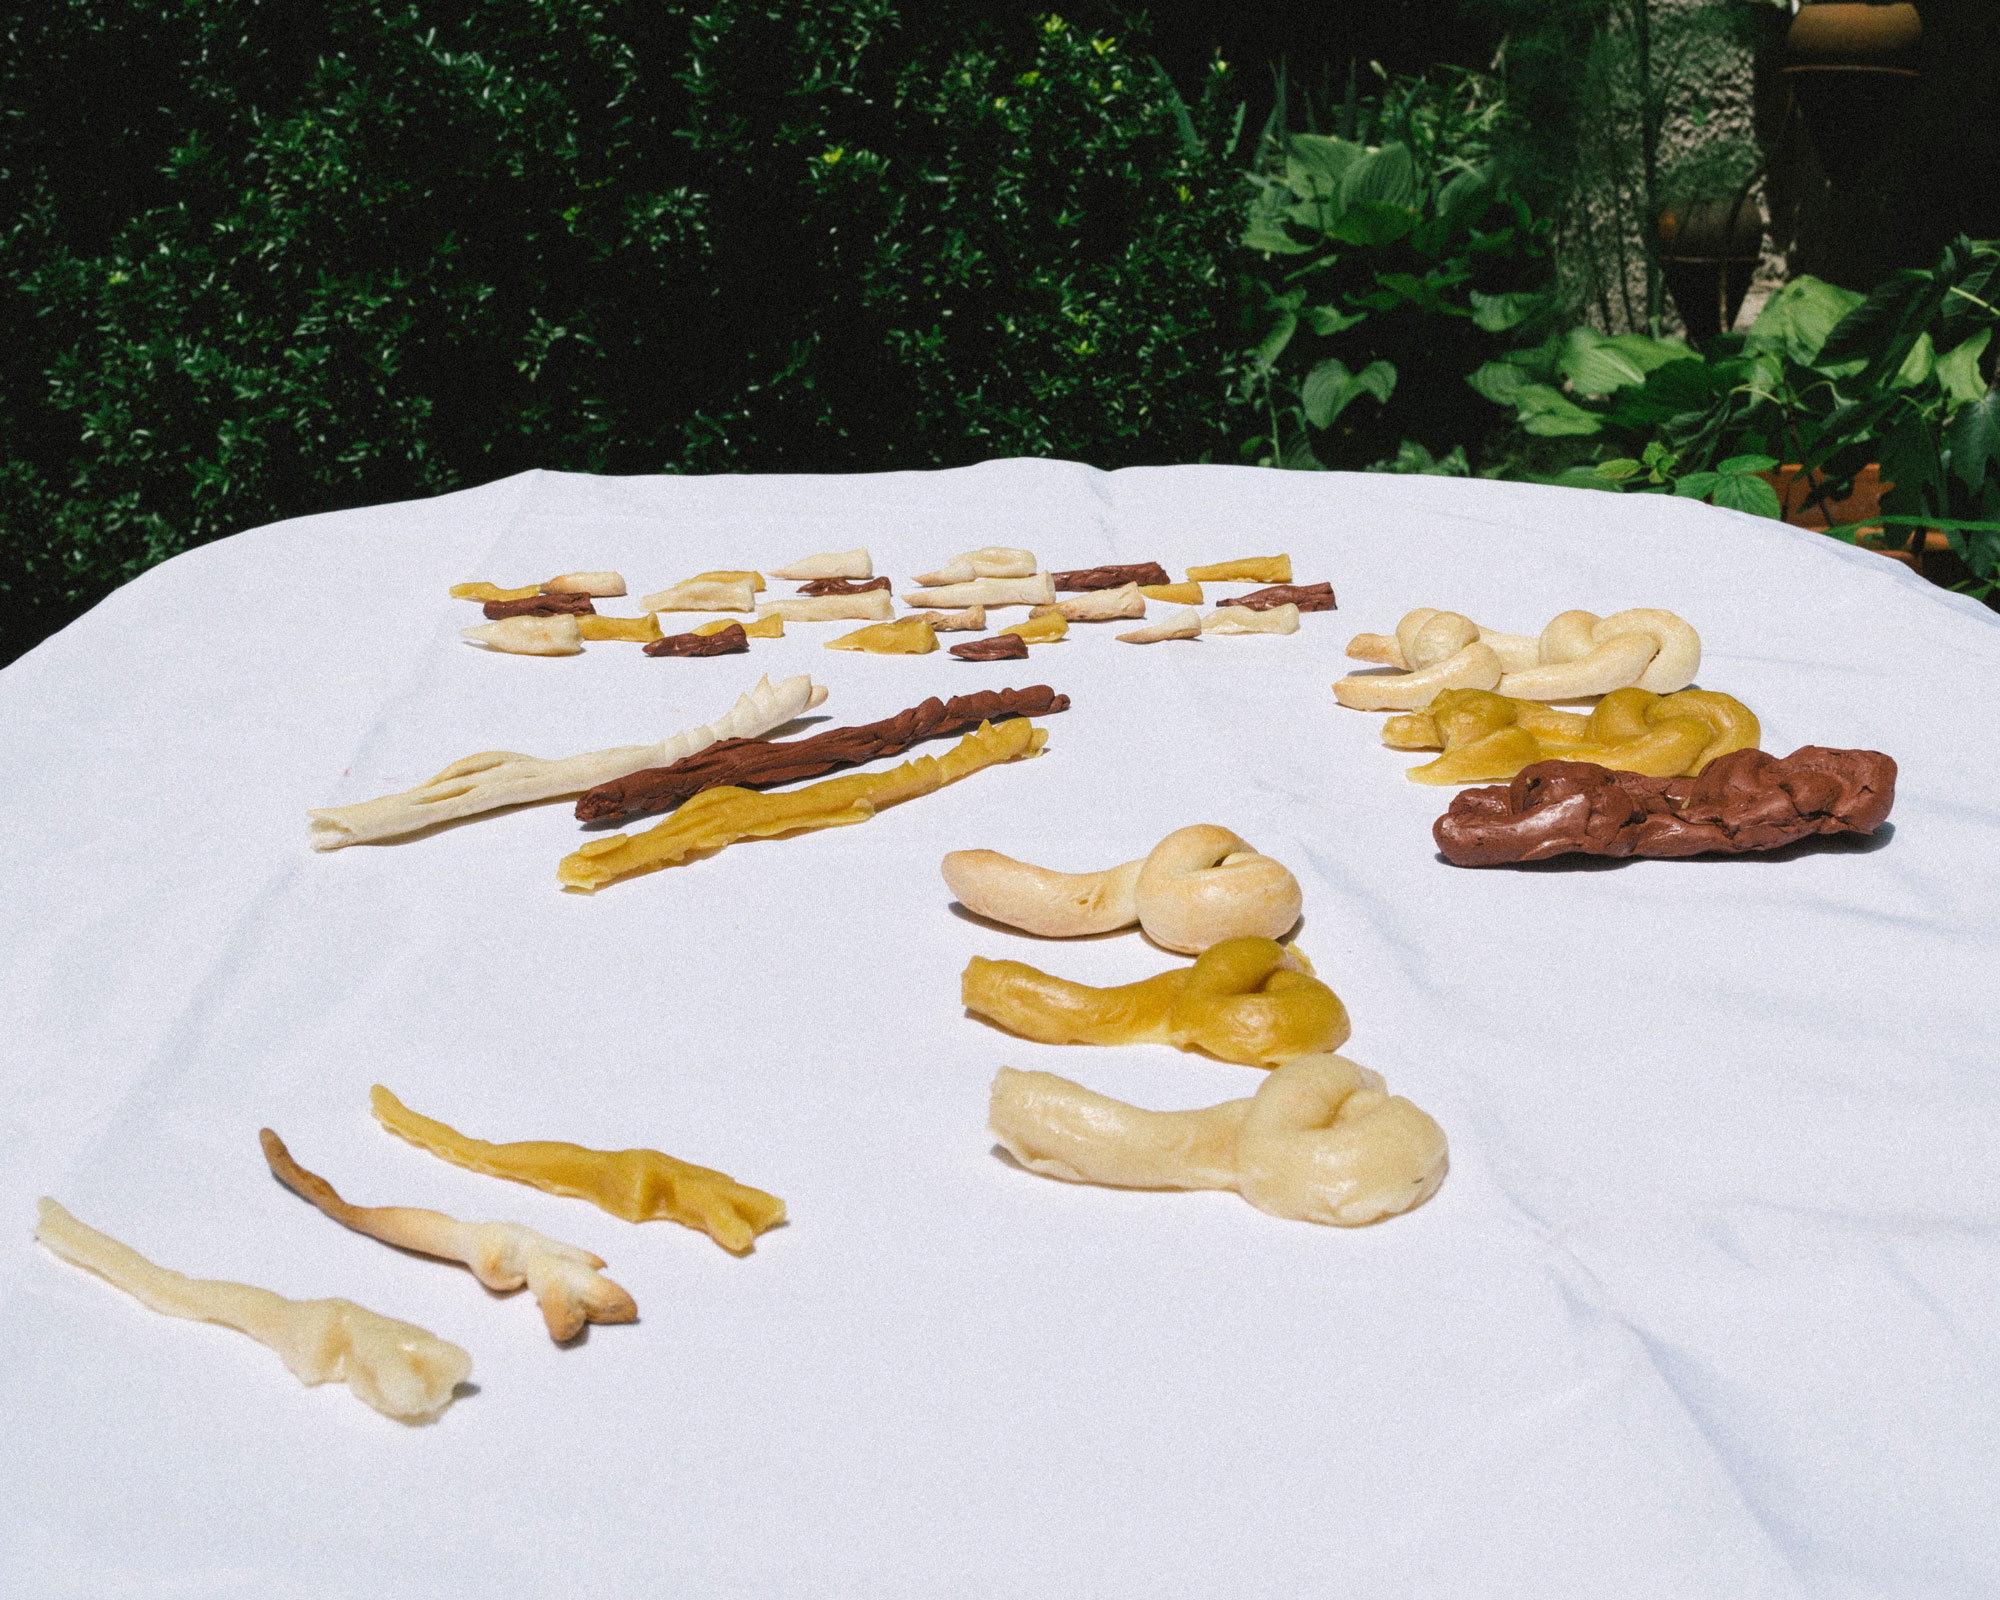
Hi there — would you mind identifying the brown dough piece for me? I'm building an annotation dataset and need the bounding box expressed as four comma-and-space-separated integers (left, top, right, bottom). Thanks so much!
644, 622, 749, 658
795, 577, 892, 596
1434, 747, 1897, 866
1216, 583, 1337, 613
575, 687, 1072, 821
1050, 563, 1170, 591
950, 634, 1031, 661
483, 592, 597, 619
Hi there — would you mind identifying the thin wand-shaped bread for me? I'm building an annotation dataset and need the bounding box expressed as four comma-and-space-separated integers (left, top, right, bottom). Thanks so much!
308, 673, 827, 848
33, 1198, 471, 1422
260, 1130, 636, 1343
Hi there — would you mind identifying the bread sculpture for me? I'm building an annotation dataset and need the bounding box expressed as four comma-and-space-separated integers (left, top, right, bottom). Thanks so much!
261, 1130, 637, 1343
308, 674, 827, 848
1335, 607, 1700, 709
962, 936, 1349, 1067
34, 1198, 471, 1422
942, 825, 1302, 953
989, 1054, 1447, 1226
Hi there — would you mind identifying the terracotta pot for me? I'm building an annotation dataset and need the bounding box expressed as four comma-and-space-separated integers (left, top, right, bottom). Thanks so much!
1782, 3, 1922, 188
1762, 460, 1955, 574
1657, 197, 1763, 343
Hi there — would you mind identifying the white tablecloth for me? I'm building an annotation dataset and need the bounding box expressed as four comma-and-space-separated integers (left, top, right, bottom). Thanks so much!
3, 462, 1997, 1598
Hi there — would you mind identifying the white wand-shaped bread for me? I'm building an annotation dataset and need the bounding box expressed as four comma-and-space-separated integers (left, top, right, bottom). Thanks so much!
260, 1130, 636, 1343
33, 1198, 471, 1422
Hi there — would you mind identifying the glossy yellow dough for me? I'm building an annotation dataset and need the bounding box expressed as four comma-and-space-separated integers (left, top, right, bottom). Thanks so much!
1383, 686, 1760, 784
961, 936, 1349, 1067
825, 617, 940, 654
370, 1087, 785, 1254
1187, 556, 1292, 584
577, 614, 663, 644
998, 612, 1068, 644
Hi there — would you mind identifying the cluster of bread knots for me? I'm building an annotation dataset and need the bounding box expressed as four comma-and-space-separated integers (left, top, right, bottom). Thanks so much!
1335, 607, 1701, 710
941, 824, 1302, 954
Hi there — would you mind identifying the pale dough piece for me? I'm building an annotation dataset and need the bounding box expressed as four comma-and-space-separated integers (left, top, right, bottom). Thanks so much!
689, 569, 766, 592
541, 571, 626, 597
757, 592, 896, 623
941, 851, 1146, 936
1333, 641, 1503, 710
905, 606, 987, 632
988, 1053, 1447, 1227
641, 578, 757, 613
913, 547, 1037, 585
896, 575, 1054, 609
34, 1198, 471, 1422
461, 616, 584, 656
1117, 608, 1202, 644
768, 547, 872, 581
308, 673, 828, 848
1202, 603, 1300, 636
1032, 584, 1146, 622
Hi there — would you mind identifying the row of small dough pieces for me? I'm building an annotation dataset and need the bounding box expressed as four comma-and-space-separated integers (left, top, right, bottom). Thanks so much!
32, 1089, 788, 1423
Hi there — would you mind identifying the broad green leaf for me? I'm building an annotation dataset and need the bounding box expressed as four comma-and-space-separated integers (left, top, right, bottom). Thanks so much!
1594, 458, 1643, 481
1307, 304, 1366, 336
1709, 473, 1783, 518
1436, 165, 1493, 226
1937, 329, 1994, 408
1241, 217, 1312, 255
1470, 290, 1544, 333
1287, 133, 1362, 190
1256, 311, 1299, 366
1878, 407, 1945, 516
1340, 142, 1418, 212
1672, 472, 1721, 499
1716, 453, 1779, 475
1892, 330, 1935, 389
1548, 465, 1623, 492
1466, 359, 1533, 405
1349, 358, 1396, 405
1560, 330, 1648, 395
1744, 275, 1865, 368
1948, 387, 2000, 490
1514, 384, 1605, 437
1326, 201, 1416, 248
1301, 359, 1354, 427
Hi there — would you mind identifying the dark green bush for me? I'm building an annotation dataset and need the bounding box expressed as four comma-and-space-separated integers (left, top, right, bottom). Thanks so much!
0, 2, 1244, 661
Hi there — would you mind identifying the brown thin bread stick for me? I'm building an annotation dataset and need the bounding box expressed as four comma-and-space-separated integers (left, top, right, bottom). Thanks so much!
575, 686, 1071, 822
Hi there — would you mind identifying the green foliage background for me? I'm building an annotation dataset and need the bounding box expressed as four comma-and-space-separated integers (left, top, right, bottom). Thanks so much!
0, 1, 1247, 660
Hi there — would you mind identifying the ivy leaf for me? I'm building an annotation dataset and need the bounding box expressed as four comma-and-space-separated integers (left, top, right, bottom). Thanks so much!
1937, 329, 1994, 409
1948, 387, 2000, 490
1892, 331, 1935, 390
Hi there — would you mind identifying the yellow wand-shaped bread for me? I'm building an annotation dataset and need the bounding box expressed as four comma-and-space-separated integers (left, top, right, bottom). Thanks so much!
371, 1087, 785, 1254
559, 716, 1048, 892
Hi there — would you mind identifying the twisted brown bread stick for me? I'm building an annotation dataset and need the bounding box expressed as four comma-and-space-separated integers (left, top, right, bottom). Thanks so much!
1051, 562, 1170, 591
575, 686, 1071, 821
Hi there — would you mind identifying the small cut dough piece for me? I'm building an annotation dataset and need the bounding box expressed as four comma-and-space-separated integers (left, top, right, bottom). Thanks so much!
450, 582, 541, 603
1187, 555, 1292, 584
906, 606, 987, 632
642, 578, 757, 613
988, 1052, 1447, 1227
690, 570, 767, 592
758, 592, 896, 623
1139, 582, 1202, 605
897, 575, 1054, 609
914, 547, 1037, 586
826, 617, 940, 654
942, 851, 1146, 937
542, 571, 626, 597
1032, 584, 1145, 622
1117, 608, 1202, 644
462, 615, 584, 656
34, 1198, 471, 1422
768, 547, 872, 581
998, 612, 1067, 644
1202, 604, 1299, 636
698, 613, 784, 639
578, 614, 663, 643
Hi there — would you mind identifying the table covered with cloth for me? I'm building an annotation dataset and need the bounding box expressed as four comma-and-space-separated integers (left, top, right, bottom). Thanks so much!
1, 461, 1996, 1598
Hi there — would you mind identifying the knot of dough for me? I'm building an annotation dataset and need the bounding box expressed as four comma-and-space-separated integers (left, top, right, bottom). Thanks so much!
940, 825, 1301, 952
1336, 607, 1700, 708
988, 1053, 1447, 1226
1382, 685, 1760, 785
961, 936, 1349, 1067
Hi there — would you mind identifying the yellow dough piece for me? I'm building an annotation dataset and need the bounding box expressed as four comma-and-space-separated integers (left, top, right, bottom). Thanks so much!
998, 612, 1068, 644
1388, 685, 1760, 784
825, 617, 940, 654
577, 614, 663, 643
696, 613, 784, 638
558, 716, 1048, 892
1187, 556, 1292, 584
370, 1087, 785, 1255
450, 582, 542, 603
961, 936, 1350, 1067
1138, 582, 1202, 605
34, 1198, 471, 1422
690, 570, 767, 592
